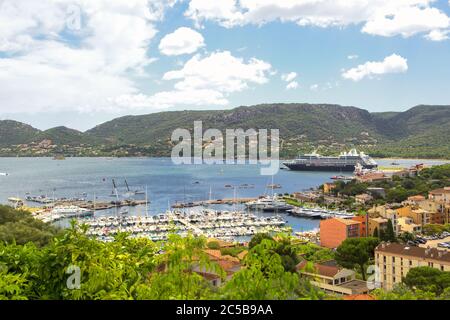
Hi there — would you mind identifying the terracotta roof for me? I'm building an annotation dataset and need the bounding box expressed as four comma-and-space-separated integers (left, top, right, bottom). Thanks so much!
344, 294, 376, 301
297, 260, 341, 278
370, 217, 388, 224
430, 188, 450, 195
376, 243, 450, 264
217, 260, 241, 273
237, 250, 248, 260
334, 218, 361, 226
206, 238, 236, 248
204, 249, 241, 265
408, 195, 426, 201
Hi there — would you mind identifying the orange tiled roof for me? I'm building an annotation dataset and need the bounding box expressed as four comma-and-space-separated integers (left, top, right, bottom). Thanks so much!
237, 250, 248, 260
204, 249, 240, 263
297, 260, 341, 278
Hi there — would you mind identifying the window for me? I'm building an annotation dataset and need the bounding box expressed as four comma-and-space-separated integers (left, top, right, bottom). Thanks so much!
409, 260, 412, 266
441, 266, 445, 271
383, 256, 386, 263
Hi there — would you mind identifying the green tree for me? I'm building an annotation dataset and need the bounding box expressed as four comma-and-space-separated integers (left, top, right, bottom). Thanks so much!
220, 239, 299, 300
335, 237, 380, 280
403, 267, 450, 296
248, 233, 274, 249
381, 219, 397, 242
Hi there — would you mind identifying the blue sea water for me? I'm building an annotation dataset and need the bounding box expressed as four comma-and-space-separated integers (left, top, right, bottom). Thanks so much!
0, 157, 448, 232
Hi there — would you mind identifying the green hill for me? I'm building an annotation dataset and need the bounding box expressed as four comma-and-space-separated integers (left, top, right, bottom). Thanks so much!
0, 104, 449, 158
0, 120, 40, 146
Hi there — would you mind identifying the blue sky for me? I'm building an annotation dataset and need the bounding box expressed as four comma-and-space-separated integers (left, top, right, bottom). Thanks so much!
0, 0, 449, 130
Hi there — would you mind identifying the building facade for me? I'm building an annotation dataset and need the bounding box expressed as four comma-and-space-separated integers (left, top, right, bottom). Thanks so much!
375, 243, 450, 290
320, 218, 361, 249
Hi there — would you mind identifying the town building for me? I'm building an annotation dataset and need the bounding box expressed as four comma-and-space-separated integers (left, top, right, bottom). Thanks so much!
429, 187, 450, 205
194, 249, 241, 287
368, 205, 400, 235
402, 195, 426, 206
355, 193, 374, 204
352, 215, 369, 237
323, 183, 336, 194
355, 172, 388, 183
396, 206, 431, 226
397, 206, 448, 227
320, 218, 361, 249
397, 217, 422, 234
296, 260, 370, 296
375, 243, 450, 290
368, 217, 389, 237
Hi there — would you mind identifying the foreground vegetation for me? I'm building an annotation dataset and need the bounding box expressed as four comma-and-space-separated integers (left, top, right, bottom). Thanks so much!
1, 206, 450, 300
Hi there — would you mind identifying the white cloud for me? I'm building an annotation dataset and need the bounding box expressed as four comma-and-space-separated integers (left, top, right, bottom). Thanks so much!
112, 89, 228, 109
184, 0, 450, 41
286, 81, 299, 90
342, 54, 408, 82
162, 51, 272, 93
310, 84, 319, 91
362, 6, 449, 38
159, 27, 205, 56
347, 55, 359, 60
0, 0, 176, 114
281, 72, 297, 82
425, 29, 450, 41
115, 50, 272, 109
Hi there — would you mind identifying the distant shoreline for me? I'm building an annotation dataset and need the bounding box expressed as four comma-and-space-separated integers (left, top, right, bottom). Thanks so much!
1, 156, 449, 162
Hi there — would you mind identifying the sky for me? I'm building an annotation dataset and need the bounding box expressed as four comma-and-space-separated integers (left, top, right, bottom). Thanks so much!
0, 0, 449, 131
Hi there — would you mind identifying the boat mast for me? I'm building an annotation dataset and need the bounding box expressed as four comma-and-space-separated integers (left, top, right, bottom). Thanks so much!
233, 186, 237, 213
145, 185, 148, 217
125, 179, 130, 192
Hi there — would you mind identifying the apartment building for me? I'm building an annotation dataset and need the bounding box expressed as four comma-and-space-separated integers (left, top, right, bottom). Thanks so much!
320, 218, 361, 249
375, 243, 450, 290
297, 260, 370, 296
397, 217, 422, 234
429, 187, 450, 205
368, 205, 400, 235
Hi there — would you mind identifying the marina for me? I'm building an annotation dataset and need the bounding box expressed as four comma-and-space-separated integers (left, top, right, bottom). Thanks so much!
1, 157, 449, 236
79, 209, 289, 242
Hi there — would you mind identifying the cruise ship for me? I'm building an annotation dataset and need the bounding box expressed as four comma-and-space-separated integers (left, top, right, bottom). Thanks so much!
283, 149, 377, 172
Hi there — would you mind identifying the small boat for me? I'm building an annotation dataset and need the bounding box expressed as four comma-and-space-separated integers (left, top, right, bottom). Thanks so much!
391, 162, 400, 166
53, 155, 66, 160
0, 172, 8, 176
267, 184, 282, 189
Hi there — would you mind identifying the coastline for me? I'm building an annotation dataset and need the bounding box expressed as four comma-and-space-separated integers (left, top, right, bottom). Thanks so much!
0, 155, 449, 162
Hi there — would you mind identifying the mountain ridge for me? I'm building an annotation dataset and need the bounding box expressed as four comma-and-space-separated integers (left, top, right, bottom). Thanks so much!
0, 103, 449, 158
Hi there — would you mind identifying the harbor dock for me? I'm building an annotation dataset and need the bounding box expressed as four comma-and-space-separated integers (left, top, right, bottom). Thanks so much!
171, 198, 258, 208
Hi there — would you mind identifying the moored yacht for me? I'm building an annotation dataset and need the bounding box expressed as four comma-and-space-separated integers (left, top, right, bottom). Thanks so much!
51, 205, 94, 218
245, 195, 293, 212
